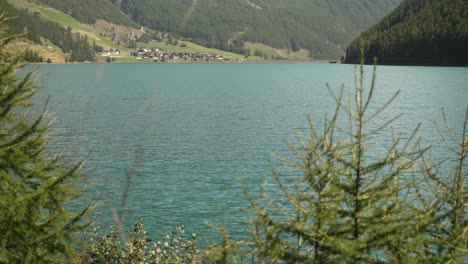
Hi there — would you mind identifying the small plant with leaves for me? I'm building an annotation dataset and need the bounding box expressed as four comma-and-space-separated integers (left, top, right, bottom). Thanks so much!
150, 224, 199, 263
203, 212, 248, 264
84, 226, 122, 263
83, 219, 200, 263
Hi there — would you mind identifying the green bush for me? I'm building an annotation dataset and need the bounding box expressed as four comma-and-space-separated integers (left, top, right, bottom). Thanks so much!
82, 220, 200, 264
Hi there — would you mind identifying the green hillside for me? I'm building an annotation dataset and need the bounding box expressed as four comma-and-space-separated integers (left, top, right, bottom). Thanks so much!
345, 0, 468, 66
1, 0, 97, 62
10, 0, 121, 50
119, 0, 401, 59
25, 0, 402, 59
34, 0, 138, 27
5, 0, 251, 62
7, 0, 414, 62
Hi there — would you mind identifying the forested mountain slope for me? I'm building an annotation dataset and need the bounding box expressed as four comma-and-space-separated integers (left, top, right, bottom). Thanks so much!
345, 0, 468, 65
34, 0, 138, 27
1, 0, 97, 62
15, 0, 402, 59
118, 0, 401, 58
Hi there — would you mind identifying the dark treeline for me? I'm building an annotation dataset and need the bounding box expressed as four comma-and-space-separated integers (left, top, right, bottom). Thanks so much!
0, 0, 98, 62
119, 0, 400, 58
35, 0, 137, 27
345, 0, 468, 66
22, 49, 43, 63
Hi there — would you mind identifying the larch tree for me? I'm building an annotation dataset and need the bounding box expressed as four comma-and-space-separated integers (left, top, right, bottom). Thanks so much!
0, 15, 90, 263
236, 55, 430, 263
413, 109, 468, 263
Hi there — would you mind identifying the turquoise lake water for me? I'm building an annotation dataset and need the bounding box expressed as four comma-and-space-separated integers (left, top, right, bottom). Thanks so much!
36, 63, 468, 243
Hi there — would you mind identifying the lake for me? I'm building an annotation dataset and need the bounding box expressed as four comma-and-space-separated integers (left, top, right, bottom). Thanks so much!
36, 62, 468, 243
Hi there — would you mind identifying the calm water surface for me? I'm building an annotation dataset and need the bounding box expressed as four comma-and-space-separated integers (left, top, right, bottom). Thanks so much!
37, 63, 468, 242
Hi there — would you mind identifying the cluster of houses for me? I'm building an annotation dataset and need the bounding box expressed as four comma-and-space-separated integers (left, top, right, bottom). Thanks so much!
98, 47, 231, 61
99, 49, 121, 56
129, 48, 229, 61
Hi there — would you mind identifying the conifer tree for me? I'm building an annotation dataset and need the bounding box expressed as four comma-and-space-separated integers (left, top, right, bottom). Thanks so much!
0, 16, 90, 263
237, 55, 428, 263
412, 109, 468, 263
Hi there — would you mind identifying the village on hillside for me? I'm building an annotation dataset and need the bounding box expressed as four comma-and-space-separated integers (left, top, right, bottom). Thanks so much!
99, 48, 231, 62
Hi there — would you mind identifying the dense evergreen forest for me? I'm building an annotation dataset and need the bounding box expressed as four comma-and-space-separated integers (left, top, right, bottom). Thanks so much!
345, 0, 468, 66
118, 0, 401, 58
35, 0, 138, 27
0, 0, 98, 62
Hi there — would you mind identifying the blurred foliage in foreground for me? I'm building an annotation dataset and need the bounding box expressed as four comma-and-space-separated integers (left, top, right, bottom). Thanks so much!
0, 15, 91, 263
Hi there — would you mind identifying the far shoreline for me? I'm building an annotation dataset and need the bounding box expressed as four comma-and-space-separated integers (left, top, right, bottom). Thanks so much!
29, 59, 342, 65
28, 60, 468, 67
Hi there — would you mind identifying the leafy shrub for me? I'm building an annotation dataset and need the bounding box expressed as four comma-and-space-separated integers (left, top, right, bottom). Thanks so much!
83, 220, 200, 264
